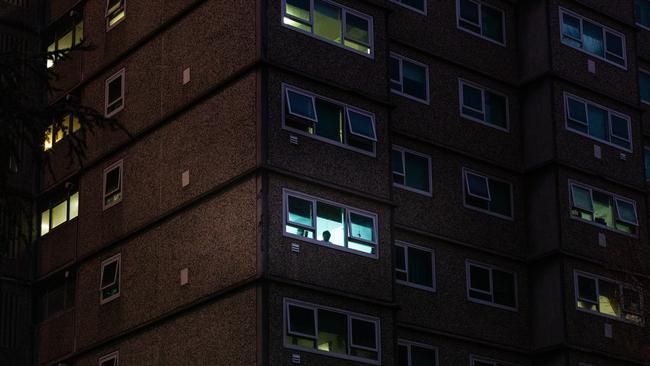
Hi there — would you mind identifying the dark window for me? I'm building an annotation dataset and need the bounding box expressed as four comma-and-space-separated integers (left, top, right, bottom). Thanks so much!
392, 147, 431, 195
463, 170, 512, 218
395, 242, 435, 290
100, 255, 120, 304
457, 0, 505, 44
467, 262, 517, 309
390, 54, 429, 103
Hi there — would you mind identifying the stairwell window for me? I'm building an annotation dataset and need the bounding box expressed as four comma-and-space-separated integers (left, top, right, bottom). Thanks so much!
46, 11, 84, 68
390, 53, 429, 104
459, 79, 509, 131
466, 260, 517, 311
463, 168, 512, 219
575, 271, 643, 325
43, 113, 81, 151
100, 254, 121, 304
99, 351, 119, 366
456, 0, 505, 45
569, 181, 638, 235
395, 241, 435, 291
392, 146, 431, 195
398, 340, 437, 366
282, 0, 373, 56
105, 69, 125, 117
106, 0, 126, 30
564, 93, 631, 151
560, 8, 626, 68
40, 190, 79, 236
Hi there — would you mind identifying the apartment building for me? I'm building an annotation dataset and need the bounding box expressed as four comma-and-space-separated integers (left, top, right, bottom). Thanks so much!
28, 0, 650, 365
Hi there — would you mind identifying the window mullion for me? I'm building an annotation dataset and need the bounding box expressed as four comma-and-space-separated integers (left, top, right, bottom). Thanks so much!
404, 245, 410, 282
488, 268, 494, 300
595, 278, 601, 312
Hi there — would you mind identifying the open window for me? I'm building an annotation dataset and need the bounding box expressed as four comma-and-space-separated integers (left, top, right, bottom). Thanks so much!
570, 182, 638, 235
463, 169, 512, 219
106, 0, 126, 30
575, 270, 643, 325
103, 160, 123, 210
105, 69, 125, 117
99, 351, 119, 366
100, 254, 121, 304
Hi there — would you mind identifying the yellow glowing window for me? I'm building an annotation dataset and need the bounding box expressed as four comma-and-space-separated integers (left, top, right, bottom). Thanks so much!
51, 201, 68, 229
40, 210, 50, 236
575, 271, 643, 325
40, 190, 79, 236
106, 0, 126, 29
46, 14, 84, 69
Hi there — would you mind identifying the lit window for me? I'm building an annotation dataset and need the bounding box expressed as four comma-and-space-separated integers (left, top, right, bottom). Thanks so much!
636, 0, 650, 29
398, 340, 437, 366
103, 160, 123, 210
466, 260, 517, 310
46, 12, 83, 68
463, 168, 512, 219
40, 190, 79, 236
282, 0, 373, 56
395, 241, 435, 291
43, 113, 81, 151
100, 254, 121, 304
456, 0, 505, 45
560, 8, 626, 68
392, 146, 431, 195
459, 80, 509, 131
106, 0, 126, 30
390, 0, 426, 14
575, 271, 643, 325
564, 93, 631, 151
105, 69, 125, 117
390, 53, 429, 103
285, 299, 380, 363
640, 69, 650, 105
284, 189, 378, 257
283, 85, 377, 154
570, 182, 638, 235
99, 351, 119, 366
470, 355, 511, 366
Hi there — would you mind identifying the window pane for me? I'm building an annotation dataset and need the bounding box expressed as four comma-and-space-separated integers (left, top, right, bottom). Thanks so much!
411, 345, 437, 366
315, 99, 343, 142
51, 200, 68, 229
567, 98, 587, 123
349, 212, 374, 242
348, 110, 375, 140
462, 84, 483, 112
402, 60, 427, 100
351, 318, 376, 349
571, 185, 593, 212
314, 0, 342, 43
317, 310, 348, 354
459, 0, 479, 25
587, 104, 607, 141
562, 13, 581, 40
316, 202, 345, 246
485, 91, 507, 128
395, 245, 406, 271
481, 5, 504, 43
488, 179, 511, 217
637, 0, 650, 27
289, 305, 315, 336
390, 56, 401, 84
392, 149, 404, 175
101, 261, 118, 288
615, 199, 637, 225
108, 77, 122, 105
645, 148, 650, 180
41, 210, 50, 235
592, 191, 614, 227
398, 344, 409, 366
345, 13, 370, 45
492, 270, 516, 307
640, 72, 650, 103
46, 286, 65, 316
408, 247, 433, 287
105, 167, 121, 194
403, 0, 425, 11
288, 196, 313, 227
605, 32, 624, 57
598, 279, 621, 317
623, 288, 642, 314
287, 90, 316, 120
577, 275, 597, 302
69, 192, 79, 219
610, 115, 629, 141
286, 0, 311, 22
404, 152, 430, 192
466, 173, 490, 200
100, 358, 117, 366
469, 265, 490, 292
75, 21, 84, 45
58, 30, 73, 50
583, 21, 604, 56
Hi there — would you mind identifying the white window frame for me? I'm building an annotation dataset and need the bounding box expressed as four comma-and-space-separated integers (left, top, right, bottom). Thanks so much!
394, 241, 436, 292
282, 83, 377, 157
469, 354, 514, 366
100, 254, 121, 304
462, 168, 514, 220
398, 339, 439, 366
105, 0, 126, 31
573, 270, 644, 325
568, 180, 639, 237
283, 189, 379, 259
283, 298, 381, 365
280, 0, 374, 58
104, 68, 125, 118
559, 7, 627, 69
458, 79, 510, 132
563, 93, 632, 152
390, 0, 427, 15
465, 260, 518, 312
98, 351, 119, 366
455, 0, 507, 46
389, 52, 430, 105
392, 145, 432, 196
639, 68, 650, 106
103, 160, 123, 210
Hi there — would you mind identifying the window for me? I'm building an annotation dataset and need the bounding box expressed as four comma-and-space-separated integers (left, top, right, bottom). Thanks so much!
398, 340, 437, 366
283, 84, 377, 155
106, 0, 125, 30
466, 260, 517, 310
459, 80, 509, 131
46, 12, 83, 68
390, 53, 429, 103
636, 0, 650, 30
470, 355, 511, 366
390, 0, 426, 15
103, 160, 123, 210
105, 69, 125, 117
100, 254, 121, 304
392, 146, 431, 195
284, 299, 380, 364
462, 168, 512, 219
564, 93, 631, 151
560, 8, 626, 68
282, 0, 373, 56
39, 273, 75, 322
40, 190, 79, 236
283, 189, 378, 257
640, 69, 650, 105
395, 242, 435, 291
575, 271, 643, 325
569, 182, 638, 235
43, 113, 81, 151
644, 147, 650, 181
456, 0, 505, 45
99, 351, 119, 366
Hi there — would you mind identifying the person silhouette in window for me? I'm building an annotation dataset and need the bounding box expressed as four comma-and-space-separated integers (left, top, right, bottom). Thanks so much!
322, 230, 331, 243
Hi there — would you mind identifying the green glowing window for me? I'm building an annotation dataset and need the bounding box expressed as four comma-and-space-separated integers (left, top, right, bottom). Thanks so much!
285, 299, 379, 362
467, 261, 517, 310
46, 12, 84, 69
392, 146, 431, 195
284, 190, 378, 257
460, 80, 508, 130
575, 271, 643, 325
457, 0, 505, 45
283, 85, 376, 154
100, 254, 121, 304
282, 0, 373, 56
398, 341, 438, 366
390, 53, 429, 103
395, 242, 435, 291
99, 351, 119, 366
103, 160, 123, 210
106, 0, 126, 30
40, 190, 79, 236
570, 182, 638, 234
463, 169, 512, 218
